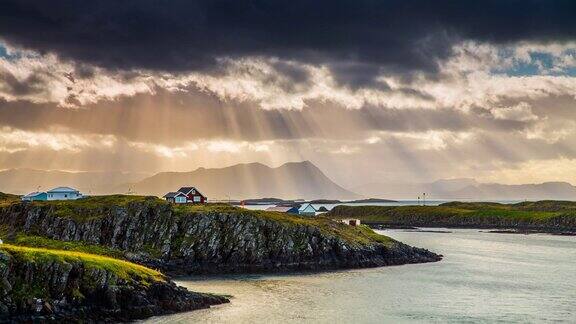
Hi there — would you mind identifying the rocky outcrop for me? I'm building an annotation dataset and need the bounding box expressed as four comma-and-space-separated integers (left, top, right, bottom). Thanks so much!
0, 248, 228, 323
329, 204, 576, 232
0, 200, 441, 275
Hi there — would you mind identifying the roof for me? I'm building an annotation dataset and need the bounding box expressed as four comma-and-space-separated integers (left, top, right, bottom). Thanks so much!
163, 191, 186, 198
298, 203, 317, 212
47, 186, 80, 193
22, 191, 45, 198
177, 186, 206, 197
265, 206, 298, 213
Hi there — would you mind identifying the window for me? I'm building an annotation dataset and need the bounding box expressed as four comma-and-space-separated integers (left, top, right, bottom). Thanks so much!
193, 196, 201, 202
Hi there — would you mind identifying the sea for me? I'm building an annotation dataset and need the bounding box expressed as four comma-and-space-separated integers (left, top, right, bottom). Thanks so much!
242, 199, 526, 211
144, 228, 576, 323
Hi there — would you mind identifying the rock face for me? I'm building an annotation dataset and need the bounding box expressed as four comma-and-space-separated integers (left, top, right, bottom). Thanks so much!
0, 201, 441, 275
0, 249, 228, 322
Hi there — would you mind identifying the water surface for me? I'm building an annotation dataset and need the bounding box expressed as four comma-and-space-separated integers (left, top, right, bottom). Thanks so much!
145, 229, 576, 323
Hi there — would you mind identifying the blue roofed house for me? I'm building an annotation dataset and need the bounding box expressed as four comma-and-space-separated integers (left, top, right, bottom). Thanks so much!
21, 191, 48, 201
298, 203, 317, 216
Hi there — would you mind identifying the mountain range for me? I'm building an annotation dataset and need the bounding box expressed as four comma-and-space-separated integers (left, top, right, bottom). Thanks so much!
0, 169, 149, 195
0, 161, 357, 200
3, 165, 576, 201
353, 178, 576, 200
116, 161, 358, 200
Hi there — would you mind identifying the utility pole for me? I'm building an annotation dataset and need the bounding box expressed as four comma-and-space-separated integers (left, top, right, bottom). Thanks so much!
423, 193, 426, 206
417, 196, 420, 206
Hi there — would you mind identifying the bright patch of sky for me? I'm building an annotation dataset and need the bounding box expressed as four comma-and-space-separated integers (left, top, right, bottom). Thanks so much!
494, 51, 576, 77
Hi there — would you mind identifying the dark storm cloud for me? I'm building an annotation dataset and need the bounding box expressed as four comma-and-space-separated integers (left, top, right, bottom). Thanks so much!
1, 0, 575, 79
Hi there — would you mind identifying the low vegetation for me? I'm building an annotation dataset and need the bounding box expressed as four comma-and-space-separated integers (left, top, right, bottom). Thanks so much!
4, 234, 124, 259
0, 193, 19, 207
328, 200, 576, 230
0, 193, 395, 251
0, 244, 165, 284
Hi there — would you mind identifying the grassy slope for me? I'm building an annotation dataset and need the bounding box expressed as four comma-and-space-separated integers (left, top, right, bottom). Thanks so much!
328, 201, 576, 228
5, 234, 124, 259
0, 244, 165, 284
0, 194, 395, 249
0, 193, 19, 207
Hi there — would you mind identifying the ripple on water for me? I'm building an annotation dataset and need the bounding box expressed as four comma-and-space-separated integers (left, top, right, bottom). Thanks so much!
142, 229, 576, 323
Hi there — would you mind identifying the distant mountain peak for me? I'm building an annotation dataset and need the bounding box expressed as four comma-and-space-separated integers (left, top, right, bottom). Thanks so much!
354, 178, 576, 200
122, 161, 358, 200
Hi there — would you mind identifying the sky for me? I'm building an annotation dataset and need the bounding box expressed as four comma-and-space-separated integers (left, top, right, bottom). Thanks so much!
1, 1, 576, 187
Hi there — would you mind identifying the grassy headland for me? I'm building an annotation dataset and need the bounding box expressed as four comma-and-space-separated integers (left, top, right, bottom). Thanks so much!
328, 201, 576, 232
0, 243, 228, 321
2, 194, 395, 248
0, 193, 439, 274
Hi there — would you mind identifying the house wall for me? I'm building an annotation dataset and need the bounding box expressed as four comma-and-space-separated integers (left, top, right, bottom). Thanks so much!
22, 193, 47, 201
185, 194, 206, 203
299, 204, 317, 216
47, 192, 82, 201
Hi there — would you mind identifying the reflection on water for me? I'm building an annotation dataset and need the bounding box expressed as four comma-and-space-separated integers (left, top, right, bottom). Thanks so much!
144, 229, 576, 323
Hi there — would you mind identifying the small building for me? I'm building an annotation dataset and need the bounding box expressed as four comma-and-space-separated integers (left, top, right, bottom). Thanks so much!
340, 219, 362, 226
298, 203, 317, 216
163, 191, 188, 204
163, 186, 207, 204
22, 191, 48, 201
265, 206, 300, 214
46, 187, 83, 200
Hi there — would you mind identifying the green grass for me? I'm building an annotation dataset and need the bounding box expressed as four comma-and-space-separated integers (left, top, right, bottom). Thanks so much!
6, 234, 125, 259
328, 201, 576, 227
0, 244, 165, 283
29, 195, 167, 221
0, 192, 20, 206
174, 203, 395, 246
1, 194, 395, 248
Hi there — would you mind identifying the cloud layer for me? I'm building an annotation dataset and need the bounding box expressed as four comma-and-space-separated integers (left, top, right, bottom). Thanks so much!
2, 1, 576, 78
1, 2, 576, 188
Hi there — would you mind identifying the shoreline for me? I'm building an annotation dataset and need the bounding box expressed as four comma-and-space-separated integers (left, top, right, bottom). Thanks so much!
368, 223, 576, 235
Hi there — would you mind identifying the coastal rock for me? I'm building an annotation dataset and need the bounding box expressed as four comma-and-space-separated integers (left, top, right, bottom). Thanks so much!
0, 248, 228, 322
0, 199, 441, 275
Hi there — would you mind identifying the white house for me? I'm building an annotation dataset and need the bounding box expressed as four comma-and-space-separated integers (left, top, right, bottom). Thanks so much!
298, 203, 317, 216
46, 187, 83, 201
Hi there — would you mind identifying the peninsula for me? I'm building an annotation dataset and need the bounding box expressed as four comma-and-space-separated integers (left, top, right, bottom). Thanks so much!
328, 201, 576, 233
0, 193, 440, 321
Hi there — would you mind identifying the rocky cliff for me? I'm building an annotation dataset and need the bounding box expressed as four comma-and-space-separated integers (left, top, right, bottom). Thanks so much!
0, 245, 228, 322
0, 196, 441, 275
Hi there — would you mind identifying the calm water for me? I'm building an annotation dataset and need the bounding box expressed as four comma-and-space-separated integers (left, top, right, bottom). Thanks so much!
144, 229, 576, 323
243, 200, 525, 211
